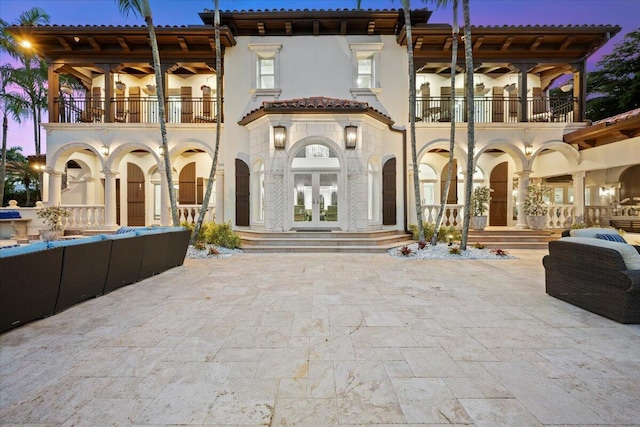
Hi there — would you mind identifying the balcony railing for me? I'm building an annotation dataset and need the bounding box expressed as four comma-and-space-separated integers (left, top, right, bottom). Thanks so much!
416, 96, 576, 123
55, 97, 221, 124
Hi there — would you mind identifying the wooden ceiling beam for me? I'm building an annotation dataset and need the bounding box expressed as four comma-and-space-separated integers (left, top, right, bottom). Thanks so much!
177, 37, 189, 52
285, 21, 292, 35
313, 20, 319, 36
414, 36, 424, 51
443, 36, 452, 50
501, 36, 513, 52
560, 36, 574, 51
530, 36, 544, 51
56, 36, 72, 51
208, 37, 216, 51
87, 37, 101, 51
117, 37, 130, 52
340, 20, 347, 35
368, 21, 375, 35
257, 22, 265, 36
473, 36, 484, 50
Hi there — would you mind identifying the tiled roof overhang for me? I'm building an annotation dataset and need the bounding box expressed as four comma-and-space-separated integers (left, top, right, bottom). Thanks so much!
564, 108, 640, 150
201, 8, 431, 37
238, 97, 394, 126
6, 24, 236, 63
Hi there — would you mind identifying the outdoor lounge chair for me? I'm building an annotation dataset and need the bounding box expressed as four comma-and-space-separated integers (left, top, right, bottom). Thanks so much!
165, 227, 191, 269
102, 232, 146, 294
0, 243, 64, 333
136, 228, 170, 281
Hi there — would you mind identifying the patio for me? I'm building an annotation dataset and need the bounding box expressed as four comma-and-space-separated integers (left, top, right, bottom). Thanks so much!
1, 250, 639, 426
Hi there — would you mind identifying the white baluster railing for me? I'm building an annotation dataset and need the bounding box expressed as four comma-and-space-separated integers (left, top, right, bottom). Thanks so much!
585, 205, 609, 227
421, 204, 464, 228
60, 205, 105, 229
547, 204, 576, 229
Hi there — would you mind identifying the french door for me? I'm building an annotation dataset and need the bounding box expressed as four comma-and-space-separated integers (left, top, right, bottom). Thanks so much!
292, 172, 339, 228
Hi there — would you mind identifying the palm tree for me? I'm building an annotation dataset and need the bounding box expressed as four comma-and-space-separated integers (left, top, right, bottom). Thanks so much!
1, 8, 51, 201
5, 147, 37, 206
430, 0, 458, 246
116, 0, 179, 226
191, 0, 222, 244
401, 0, 425, 242
459, 0, 474, 250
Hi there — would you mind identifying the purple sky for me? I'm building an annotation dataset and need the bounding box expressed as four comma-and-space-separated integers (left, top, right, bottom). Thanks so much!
1, 0, 637, 154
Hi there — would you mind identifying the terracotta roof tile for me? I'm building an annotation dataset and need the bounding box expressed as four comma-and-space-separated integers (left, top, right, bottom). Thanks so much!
593, 108, 640, 126
264, 97, 370, 110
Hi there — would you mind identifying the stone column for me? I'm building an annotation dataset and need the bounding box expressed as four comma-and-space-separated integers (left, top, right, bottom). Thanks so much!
102, 169, 118, 228
572, 171, 586, 224
84, 177, 96, 205
46, 169, 63, 206
515, 170, 532, 228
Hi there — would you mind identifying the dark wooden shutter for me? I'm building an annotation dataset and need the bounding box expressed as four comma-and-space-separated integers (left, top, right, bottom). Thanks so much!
439, 86, 451, 122
492, 86, 504, 122
181, 86, 193, 123
197, 177, 204, 204
179, 162, 196, 204
490, 161, 508, 226
235, 159, 250, 226
127, 163, 145, 226
382, 158, 396, 225
128, 86, 141, 123
532, 87, 545, 115
441, 159, 458, 204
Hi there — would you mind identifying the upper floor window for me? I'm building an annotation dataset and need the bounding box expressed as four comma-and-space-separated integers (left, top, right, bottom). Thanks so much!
350, 43, 383, 96
248, 43, 282, 97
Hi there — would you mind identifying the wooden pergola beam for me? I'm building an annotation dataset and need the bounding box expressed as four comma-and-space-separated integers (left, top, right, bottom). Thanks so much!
87, 37, 101, 51
117, 36, 130, 52
56, 36, 71, 51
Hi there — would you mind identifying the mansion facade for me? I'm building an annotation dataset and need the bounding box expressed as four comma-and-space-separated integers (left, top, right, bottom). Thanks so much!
7, 8, 639, 234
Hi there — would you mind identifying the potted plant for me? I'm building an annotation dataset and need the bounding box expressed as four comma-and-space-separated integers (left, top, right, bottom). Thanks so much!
37, 205, 71, 241
470, 185, 492, 230
524, 183, 551, 230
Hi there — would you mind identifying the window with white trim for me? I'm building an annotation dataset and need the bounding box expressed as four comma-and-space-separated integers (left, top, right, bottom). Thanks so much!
248, 43, 282, 97
350, 43, 383, 95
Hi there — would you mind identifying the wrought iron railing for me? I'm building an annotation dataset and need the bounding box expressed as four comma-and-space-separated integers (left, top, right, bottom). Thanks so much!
415, 96, 576, 123
55, 96, 221, 124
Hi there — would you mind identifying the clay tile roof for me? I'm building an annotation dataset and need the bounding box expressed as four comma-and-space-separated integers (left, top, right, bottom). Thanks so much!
593, 108, 640, 126
264, 97, 370, 110
238, 97, 392, 126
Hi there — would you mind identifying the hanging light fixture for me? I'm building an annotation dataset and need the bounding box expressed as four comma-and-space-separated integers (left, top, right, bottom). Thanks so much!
560, 82, 573, 92
344, 125, 358, 149
115, 73, 126, 91
503, 83, 517, 93
273, 126, 287, 149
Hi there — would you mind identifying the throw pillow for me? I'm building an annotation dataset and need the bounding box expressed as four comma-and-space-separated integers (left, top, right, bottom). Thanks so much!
596, 233, 627, 243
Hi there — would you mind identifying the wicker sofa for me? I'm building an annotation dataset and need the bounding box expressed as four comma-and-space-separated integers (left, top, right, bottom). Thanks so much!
543, 233, 640, 324
0, 226, 191, 333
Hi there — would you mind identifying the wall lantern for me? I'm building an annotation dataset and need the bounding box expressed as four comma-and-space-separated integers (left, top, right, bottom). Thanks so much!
560, 82, 574, 93
158, 145, 165, 156
100, 145, 110, 156
344, 125, 358, 149
524, 145, 533, 157
273, 126, 287, 150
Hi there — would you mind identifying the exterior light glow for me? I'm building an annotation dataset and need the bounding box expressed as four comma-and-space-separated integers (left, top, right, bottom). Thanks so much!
20, 40, 32, 49
100, 145, 110, 156
273, 126, 287, 150
524, 145, 533, 157
344, 125, 357, 149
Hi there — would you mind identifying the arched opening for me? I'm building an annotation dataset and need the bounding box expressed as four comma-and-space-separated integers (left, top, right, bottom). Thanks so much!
235, 159, 250, 227
620, 165, 640, 204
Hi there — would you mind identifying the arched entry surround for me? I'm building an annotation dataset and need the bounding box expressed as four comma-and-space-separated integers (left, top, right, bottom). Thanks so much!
285, 136, 346, 230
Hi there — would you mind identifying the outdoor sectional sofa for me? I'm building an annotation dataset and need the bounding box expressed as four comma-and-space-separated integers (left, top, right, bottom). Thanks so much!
543, 228, 640, 324
0, 226, 190, 333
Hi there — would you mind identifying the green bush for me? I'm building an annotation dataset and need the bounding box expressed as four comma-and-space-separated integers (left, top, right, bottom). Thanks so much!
181, 220, 242, 249
408, 222, 461, 242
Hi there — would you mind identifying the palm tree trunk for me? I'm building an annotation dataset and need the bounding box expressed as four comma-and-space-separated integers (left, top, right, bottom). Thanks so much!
145, 14, 179, 226
460, 0, 474, 250
431, 0, 458, 246
402, 0, 425, 242
0, 113, 7, 205
192, 0, 222, 244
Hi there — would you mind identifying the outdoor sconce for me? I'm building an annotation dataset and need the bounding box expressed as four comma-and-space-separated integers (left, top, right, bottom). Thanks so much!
344, 125, 357, 149
100, 145, 110, 156
273, 126, 287, 150
524, 145, 533, 157
503, 83, 517, 93
158, 145, 165, 156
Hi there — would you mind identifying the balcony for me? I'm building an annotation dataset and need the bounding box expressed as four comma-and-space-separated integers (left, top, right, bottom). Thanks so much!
54, 96, 221, 124
415, 96, 577, 124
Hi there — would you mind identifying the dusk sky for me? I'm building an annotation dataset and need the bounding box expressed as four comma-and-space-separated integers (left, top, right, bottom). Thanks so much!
1, 0, 638, 154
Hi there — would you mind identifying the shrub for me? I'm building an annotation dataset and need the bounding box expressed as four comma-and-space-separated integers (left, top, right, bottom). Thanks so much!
473, 242, 485, 249
203, 221, 241, 249
449, 246, 461, 255
417, 240, 427, 250
193, 240, 206, 251
470, 186, 492, 216
491, 248, 509, 257
408, 222, 460, 243
399, 245, 413, 256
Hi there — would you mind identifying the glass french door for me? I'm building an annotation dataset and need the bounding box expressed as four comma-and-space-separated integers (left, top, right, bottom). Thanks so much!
293, 172, 339, 227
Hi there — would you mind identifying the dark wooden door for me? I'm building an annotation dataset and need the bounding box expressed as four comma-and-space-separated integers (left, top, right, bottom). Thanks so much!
235, 159, 250, 226
492, 86, 504, 122
127, 163, 145, 226
179, 162, 196, 204
441, 159, 458, 204
116, 178, 121, 225
490, 161, 508, 226
382, 158, 396, 225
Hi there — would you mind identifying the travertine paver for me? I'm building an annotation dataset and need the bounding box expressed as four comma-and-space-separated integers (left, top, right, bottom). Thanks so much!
1, 250, 639, 426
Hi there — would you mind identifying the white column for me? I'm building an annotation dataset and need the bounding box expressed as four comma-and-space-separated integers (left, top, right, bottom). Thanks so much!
47, 169, 63, 206
102, 170, 118, 228
159, 166, 170, 226
215, 169, 224, 223
572, 171, 586, 224
84, 177, 96, 205
515, 170, 531, 228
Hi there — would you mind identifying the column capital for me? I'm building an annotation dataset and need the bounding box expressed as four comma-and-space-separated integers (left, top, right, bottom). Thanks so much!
101, 169, 119, 177
45, 167, 63, 176
515, 170, 532, 177
572, 171, 586, 179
